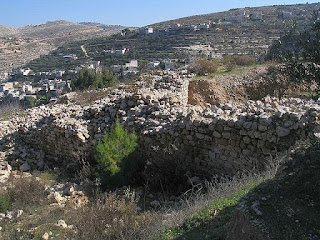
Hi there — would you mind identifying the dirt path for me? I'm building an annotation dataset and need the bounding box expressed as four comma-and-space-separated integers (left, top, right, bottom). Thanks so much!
81, 44, 89, 57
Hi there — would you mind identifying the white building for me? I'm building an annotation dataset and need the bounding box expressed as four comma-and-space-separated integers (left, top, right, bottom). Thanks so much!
63, 54, 78, 60
0, 72, 8, 82
19, 68, 31, 76
140, 27, 153, 35
20, 84, 33, 93
55, 70, 65, 78
148, 61, 161, 70
0, 82, 13, 92
114, 48, 127, 56
199, 23, 210, 30
184, 25, 198, 31
125, 60, 138, 69
172, 23, 181, 30
209, 52, 223, 60
164, 60, 175, 71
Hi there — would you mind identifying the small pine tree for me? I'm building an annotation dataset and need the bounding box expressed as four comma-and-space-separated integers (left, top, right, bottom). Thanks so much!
94, 121, 138, 187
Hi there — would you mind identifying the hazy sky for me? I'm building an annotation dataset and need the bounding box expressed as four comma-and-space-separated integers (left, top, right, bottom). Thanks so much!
1, 0, 319, 27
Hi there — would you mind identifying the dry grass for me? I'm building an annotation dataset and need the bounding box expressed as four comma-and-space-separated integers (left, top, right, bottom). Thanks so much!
0, 101, 23, 121
68, 189, 164, 240
0, 149, 285, 240
71, 89, 112, 106
5, 174, 48, 210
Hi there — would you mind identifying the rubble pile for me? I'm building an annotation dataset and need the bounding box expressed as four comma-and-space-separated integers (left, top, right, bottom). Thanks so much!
0, 70, 319, 179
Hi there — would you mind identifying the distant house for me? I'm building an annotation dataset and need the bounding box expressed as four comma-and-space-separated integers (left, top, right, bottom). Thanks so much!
164, 60, 175, 71
140, 27, 153, 35
63, 54, 78, 60
0, 72, 9, 82
125, 60, 138, 69
209, 52, 223, 60
172, 23, 181, 31
50, 89, 62, 97
19, 68, 31, 76
148, 61, 161, 70
20, 84, 33, 93
199, 23, 210, 30
0, 82, 13, 92
86, 61, 101, 69
55, 70, 65, 78
115, 48, 127, 56
184, 25, 198, 31
105, 48, 127, 56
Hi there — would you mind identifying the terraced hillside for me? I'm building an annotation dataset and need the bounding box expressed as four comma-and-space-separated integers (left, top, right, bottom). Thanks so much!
26, 3, 320, 72
0, 20, 125, 78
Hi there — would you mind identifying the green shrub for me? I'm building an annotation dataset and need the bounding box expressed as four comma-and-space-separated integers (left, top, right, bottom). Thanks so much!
188, 59, 218, 75
0, 193, 11, 213
223, 55, 255, 66
94, 121, 138, 187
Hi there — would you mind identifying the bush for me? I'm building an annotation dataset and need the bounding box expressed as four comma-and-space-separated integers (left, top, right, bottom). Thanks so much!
225, 61, 236, 72
223, 55, 255, 67
7, 175, 47, 209
94, 121, 138, 187
188, 59, 218, 75
70, 190, 163, 240
0, 193, 11, 213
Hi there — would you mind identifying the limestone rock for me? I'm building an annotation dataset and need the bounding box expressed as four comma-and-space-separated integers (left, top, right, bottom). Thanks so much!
276, 126, 290, 137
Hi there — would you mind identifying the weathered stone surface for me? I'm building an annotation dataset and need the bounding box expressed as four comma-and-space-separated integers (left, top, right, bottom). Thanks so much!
0, 70, 319, 178
276, 126, 290, 137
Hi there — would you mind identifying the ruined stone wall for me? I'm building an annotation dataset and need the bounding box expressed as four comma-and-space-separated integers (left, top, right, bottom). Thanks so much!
0, 70, 319, 176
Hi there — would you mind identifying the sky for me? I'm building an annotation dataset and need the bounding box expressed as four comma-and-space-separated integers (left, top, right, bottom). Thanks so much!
1, 0, 319, 28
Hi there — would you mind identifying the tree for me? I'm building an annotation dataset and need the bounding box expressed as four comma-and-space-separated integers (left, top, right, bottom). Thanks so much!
25, 97, 36, 108
74, 68, 117, 90
94, 121, 138, 187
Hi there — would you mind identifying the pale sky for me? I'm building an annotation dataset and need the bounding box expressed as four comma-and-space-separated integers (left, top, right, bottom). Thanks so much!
1, 0, 319, 27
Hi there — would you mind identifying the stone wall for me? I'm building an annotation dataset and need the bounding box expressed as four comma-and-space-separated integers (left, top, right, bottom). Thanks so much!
0, 70, 319, 176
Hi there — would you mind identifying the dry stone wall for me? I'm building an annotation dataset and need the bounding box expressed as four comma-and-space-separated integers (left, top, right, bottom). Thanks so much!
0, 70, 320, 178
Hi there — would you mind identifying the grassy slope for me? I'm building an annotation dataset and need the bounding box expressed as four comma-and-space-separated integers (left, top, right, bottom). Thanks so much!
242, 141, 320, 240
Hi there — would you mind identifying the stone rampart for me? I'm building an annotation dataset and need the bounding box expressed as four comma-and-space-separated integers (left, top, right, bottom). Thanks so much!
0, 70, 319, 176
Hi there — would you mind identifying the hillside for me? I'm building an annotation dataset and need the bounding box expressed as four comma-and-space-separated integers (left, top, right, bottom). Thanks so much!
227, 140, 320, 240
25, 3, 320, 72
0, 20, 125, 78
0, 67, 319, 238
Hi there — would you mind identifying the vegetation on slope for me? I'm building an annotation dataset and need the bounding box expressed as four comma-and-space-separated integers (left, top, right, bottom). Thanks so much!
74, 68, 117, 90
229, 140, 320, 240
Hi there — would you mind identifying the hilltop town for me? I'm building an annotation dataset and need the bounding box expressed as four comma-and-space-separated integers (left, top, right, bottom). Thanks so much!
1, 3, 320, 108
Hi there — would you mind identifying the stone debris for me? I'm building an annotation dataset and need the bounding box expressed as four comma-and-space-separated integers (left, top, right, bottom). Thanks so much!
0, 70, 319, 178
46, 182, 87, 208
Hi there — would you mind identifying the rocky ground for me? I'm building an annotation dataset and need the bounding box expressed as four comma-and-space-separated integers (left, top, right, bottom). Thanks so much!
0, 69, 319, 239
226, 140, 320, 240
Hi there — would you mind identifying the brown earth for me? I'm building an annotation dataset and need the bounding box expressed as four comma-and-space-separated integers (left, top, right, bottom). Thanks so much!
188, 66, 317, 107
